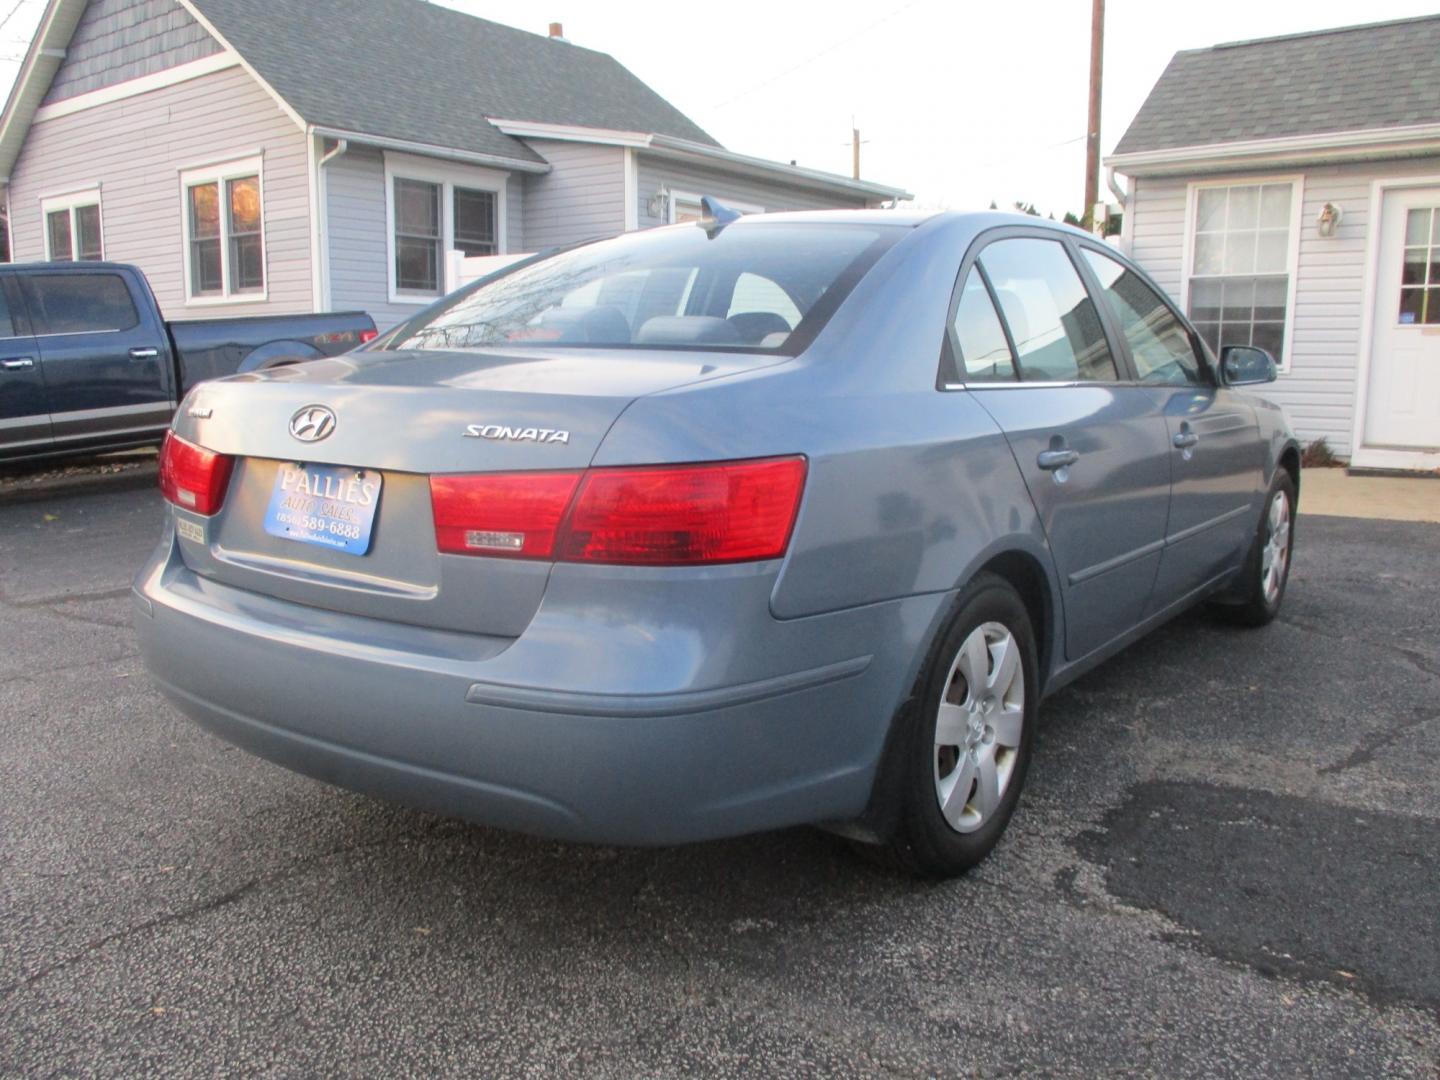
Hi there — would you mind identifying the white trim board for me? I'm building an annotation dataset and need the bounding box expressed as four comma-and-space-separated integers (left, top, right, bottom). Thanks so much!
31, 52, 241, 122
1108, 123, 1440, 176
1348, 172, 1440, 472
1179, 173, 1304, 373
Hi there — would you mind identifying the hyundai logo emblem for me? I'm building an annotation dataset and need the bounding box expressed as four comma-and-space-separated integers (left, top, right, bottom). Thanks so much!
289, 405, 336, 443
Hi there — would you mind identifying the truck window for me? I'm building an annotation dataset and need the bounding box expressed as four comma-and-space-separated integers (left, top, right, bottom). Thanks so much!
24, 273, 140, 335
0, 284, 15, 338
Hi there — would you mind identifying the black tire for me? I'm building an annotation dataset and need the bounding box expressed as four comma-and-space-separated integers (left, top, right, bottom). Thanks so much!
875, 573, 1040, 878
1214, 470, 1296, 628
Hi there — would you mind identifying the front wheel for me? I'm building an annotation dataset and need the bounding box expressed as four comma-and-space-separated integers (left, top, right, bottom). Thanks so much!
1216, 471, 1296, 627
878, 574, 1039, 877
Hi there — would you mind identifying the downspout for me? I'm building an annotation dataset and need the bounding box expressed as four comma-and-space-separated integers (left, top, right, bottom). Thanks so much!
1105, 165, 1131, 253
314, 136, 348, 310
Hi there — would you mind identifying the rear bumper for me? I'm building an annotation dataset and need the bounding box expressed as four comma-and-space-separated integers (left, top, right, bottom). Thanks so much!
134, 531, 945, 845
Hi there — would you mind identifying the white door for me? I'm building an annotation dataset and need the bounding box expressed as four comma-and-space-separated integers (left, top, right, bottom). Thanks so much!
1360, 186, 1440, 466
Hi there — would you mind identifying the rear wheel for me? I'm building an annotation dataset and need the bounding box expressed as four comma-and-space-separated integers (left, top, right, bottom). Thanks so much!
1215, 470, 1295, 627
879, 574, 1039, 877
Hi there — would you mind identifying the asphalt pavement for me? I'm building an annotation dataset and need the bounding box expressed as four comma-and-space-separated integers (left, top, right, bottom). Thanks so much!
1, 471, 1437, 1077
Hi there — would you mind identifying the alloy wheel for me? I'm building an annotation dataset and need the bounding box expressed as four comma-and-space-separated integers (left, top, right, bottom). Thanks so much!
1261, 490, 1292, 605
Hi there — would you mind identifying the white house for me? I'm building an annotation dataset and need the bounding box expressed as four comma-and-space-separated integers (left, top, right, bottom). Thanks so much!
0, 0, 909, 331
1108, 15, 1440, 472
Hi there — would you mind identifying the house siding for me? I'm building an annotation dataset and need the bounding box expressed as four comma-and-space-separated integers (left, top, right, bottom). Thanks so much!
634, 153, 872, 228
520, 140, 626, 250
42, 0, 221, 104
9, 64, 312, 318
324, 145, 524, 330
1124, 157, 1440, 458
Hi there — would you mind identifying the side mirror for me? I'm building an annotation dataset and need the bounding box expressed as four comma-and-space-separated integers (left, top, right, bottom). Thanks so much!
1220, 345, 1277, 386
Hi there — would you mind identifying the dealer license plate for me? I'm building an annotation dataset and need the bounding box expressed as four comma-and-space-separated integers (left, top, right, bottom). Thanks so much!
263, 462, 382, 555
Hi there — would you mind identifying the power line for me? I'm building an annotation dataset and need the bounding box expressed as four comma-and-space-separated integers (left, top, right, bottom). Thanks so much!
0, 0, 31, 38
708, 0, 929, 112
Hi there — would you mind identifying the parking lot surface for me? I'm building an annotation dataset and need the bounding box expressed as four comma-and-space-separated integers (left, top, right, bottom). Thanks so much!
2, 472, 1437, 1077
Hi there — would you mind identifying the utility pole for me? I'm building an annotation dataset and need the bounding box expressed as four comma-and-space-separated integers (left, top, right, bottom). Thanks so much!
1084, 0, 1104, 230
852, 126, 861, 180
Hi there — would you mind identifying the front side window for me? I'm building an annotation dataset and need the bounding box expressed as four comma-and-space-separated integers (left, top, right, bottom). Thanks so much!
42, 192, 103, 262
1400, 206, 1440, 325
1083, 248, 1203, 385
979, 237, 1118, 383
1187, 182, 1293, 362
379, 222, 901, 355
950, 268, 1015, 382
22, 273, 139, 335
181, 158, 265, 300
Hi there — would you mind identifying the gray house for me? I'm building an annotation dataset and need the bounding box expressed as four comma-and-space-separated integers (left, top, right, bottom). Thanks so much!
0, 0, 908, 330
1108, 15, 1440, 473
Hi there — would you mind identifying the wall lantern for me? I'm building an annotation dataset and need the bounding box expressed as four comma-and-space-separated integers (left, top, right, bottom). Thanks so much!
647, 189, 670, 220
1316, 202, 1344, 238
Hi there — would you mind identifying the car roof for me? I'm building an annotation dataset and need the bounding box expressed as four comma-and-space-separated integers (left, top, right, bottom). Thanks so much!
727, 208, 1096, 240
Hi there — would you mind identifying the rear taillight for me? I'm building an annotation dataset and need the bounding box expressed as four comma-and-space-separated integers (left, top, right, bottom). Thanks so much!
431, 471, 582, 558
429, 456, 806, 566
158, 431, 235, 516
359, 328, 379, 344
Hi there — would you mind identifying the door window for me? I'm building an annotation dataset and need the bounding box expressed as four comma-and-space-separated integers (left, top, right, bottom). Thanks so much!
0, 283, 15, 338
23, 274, 140, 335
978, 238, 1118, 382
950, 268, 1015, 382
1082, 248, 1203, 385
1399, 207, 1440, 325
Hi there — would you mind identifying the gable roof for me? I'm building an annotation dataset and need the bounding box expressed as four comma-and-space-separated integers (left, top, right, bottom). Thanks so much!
1113, 15, 1440, 157
186, 0, 718, 168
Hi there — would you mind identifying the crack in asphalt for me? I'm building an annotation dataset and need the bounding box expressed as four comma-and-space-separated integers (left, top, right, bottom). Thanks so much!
0, 832, 418, 1002
1279, 614, 1440, 683
1318, 708, 1440, 775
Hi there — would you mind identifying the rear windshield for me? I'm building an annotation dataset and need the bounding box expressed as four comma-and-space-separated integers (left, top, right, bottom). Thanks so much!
376, 222, 904, 355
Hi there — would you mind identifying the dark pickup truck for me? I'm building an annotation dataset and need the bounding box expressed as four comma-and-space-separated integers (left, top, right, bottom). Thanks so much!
0, 262, 376, 463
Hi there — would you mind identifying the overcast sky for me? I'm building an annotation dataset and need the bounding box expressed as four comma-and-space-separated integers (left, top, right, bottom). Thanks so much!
3, 0, 1437, 216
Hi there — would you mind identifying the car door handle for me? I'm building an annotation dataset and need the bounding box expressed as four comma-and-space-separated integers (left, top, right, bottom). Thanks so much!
129, 347, 160, 360
1, 357, 34, 370
1172, 431, 1199, 450
1037, 448, 1079, 471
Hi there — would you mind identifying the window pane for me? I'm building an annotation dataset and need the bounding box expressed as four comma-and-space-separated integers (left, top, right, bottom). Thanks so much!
1404, 208, 1430, 246
453, 186, 496, 257
1432, 210, 1440, 246
1399, 288, 1424, 324
951, 269, 1015, 382
1196, 188, 1227, 232
1253, 277, 1287, 321
396, 237, 440, 292
1427, 289, 1440, 325
1228, 186, 1260, 229
1189, 279, 1222, 322
1220, 278, 1256, 323
1224, 230, 1257, 274
1256, 230, 1288, 273
189, 182, 220, 238
192, 238, 223, 295
395, 178, 440, 236
1250, 321, 1284, 358
75, 204, 103, 260
229, 233, 264, 292
1259, 185, 1291, 228
0, 282, 14, 337
24, 272, 138, 334
1193, 233, 1224, 276
979, 237, 1118, 383
1082, 249, 1201, 385
227, 176, 261, 233
47, 210, 73, 262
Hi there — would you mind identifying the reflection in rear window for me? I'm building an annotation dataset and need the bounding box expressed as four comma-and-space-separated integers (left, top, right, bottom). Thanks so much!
379, 222, 903, 355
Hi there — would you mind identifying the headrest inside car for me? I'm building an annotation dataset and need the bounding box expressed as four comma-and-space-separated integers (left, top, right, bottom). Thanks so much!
635, 316, 742, 346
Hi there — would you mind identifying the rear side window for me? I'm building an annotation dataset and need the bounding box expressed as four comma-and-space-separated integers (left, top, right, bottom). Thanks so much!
23, 273, 139, 335
1082, 248, 1203, 386
950, 268, 1015, 381
979, 238, 1118, 383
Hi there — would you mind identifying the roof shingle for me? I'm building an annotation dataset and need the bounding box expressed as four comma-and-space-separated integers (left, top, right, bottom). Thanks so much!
189, 0, 720, 165
1113, 15, 1440, 156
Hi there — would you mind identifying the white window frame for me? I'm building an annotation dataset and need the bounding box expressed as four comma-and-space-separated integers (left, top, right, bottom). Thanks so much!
1180, 174, 1303, 372
40, 187, 104, 261
178, 153, 268, 306
383, 151, 508, 304
667, 189, 764, 224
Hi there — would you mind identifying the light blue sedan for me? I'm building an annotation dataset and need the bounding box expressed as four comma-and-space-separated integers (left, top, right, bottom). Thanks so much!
135, 207, 1298, 877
